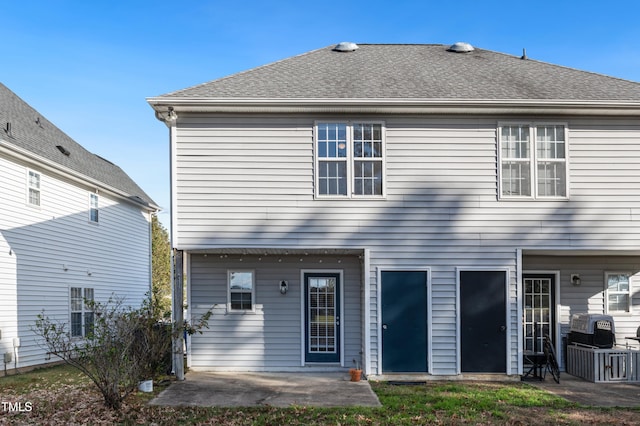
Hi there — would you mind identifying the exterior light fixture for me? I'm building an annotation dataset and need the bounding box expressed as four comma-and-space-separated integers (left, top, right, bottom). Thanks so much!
571, 274, 581, 286
279, 280, 288, 294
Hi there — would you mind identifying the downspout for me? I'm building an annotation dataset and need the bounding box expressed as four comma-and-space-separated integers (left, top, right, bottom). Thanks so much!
156, 107, 184, 380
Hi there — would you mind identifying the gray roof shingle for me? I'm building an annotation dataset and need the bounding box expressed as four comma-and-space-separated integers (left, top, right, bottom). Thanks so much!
1, 83, 156, 209
158, 44, 640, 101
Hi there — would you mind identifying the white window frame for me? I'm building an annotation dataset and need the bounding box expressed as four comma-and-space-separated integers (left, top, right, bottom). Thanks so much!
605, 272, 632, 314
498, 122, 569, 200
227, 270, 256, 313
27, 169, 41, 207
314, 121, 386, 199
89, 193, 99, 223
70, 287, 94, 338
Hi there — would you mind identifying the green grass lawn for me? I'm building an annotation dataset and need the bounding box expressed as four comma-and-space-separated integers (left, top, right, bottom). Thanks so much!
1, 365, 638, 425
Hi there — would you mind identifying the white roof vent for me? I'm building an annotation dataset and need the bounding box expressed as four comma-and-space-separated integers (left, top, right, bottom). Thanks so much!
333, 41, 359, 52
447, 42, 474, 53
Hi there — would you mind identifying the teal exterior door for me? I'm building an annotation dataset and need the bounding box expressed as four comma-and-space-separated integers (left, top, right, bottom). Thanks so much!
304, 273, 340, 363
381, 270, 428, 372
460, 270, 507, 373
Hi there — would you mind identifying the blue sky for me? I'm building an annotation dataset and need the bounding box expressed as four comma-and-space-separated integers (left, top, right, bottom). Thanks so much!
3, 1, 640, 230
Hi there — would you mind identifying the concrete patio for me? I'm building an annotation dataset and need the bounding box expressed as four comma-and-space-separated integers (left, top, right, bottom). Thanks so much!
149, 371, 381, 408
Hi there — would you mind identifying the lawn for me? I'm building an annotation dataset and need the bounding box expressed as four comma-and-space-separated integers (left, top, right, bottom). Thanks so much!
1, 365, 639, 425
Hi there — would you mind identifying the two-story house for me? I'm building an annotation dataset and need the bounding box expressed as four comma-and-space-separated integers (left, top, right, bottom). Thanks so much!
148, 42, 640, 378
1, 83, 158, 371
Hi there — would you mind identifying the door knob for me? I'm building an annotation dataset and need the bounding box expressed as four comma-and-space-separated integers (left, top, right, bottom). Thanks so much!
500, 325, 506, 332
382, 324, 388, 330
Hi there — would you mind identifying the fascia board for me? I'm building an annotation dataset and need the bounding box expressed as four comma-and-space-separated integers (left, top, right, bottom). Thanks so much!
147, 97, 640, 116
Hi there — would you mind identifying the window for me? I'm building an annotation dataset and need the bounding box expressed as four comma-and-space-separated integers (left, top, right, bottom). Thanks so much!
71, 287, 94, 337
89, 193, 99, 223
228, 271, 255, 311
499, 124, 567, 199
605, 272, 632, 313
315, 122, 385, 198
28, 170, 41, 206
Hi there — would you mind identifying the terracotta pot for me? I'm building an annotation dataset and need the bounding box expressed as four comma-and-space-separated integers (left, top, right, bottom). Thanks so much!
349, 368, 362, 382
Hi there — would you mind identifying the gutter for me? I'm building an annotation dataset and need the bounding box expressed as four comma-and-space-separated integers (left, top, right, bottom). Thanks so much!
147, 97, 640, 116
0, 141, 160, 212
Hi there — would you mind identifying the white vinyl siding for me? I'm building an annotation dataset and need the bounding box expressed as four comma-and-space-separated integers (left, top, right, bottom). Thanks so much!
174, 114, 640, 375
0, 153, 152, 369
189, 254, 361, 371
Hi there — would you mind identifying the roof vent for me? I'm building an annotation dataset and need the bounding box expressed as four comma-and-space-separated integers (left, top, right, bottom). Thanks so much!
56, 145, 70, 156
333, 41, 359, 52
447, 42, 474, 53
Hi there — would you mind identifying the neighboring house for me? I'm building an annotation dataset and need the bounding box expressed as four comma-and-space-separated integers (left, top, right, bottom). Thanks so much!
148, 42, 640, 378
0, 83, 158, 370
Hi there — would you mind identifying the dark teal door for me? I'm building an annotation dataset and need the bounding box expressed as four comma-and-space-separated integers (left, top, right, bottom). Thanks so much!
305, 273, 340, 363
460, 270, 507, 373
381, 271, 428, 372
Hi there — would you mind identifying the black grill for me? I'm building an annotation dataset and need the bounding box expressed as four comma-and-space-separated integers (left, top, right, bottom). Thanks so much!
568, 313, 615, 349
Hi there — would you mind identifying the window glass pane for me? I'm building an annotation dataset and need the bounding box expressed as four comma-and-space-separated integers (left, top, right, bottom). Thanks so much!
353, 123, 382, 158
501, 126, 529, 159
230, 292, 252, 310
71, 287, 82, 311
317, 123, 346, 158
608, 294, 629, 312
537, 126, 565, 159
318, 161, 347, 195
537, 162, 566, 197
29, 171, 40, 189
71, 312, 82, 337
354, 161, 382, 195
230, 272, 253, 291
84, 312, 94, 336
501, 162, 531, 196
29, 189, 40, 206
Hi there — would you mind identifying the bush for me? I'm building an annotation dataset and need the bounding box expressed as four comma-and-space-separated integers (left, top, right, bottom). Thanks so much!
33, 296, 209, 410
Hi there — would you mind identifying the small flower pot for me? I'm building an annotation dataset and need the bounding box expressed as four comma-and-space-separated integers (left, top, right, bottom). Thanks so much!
349, 368, 362, 382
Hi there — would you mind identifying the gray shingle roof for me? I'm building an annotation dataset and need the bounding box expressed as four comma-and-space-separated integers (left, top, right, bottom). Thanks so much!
159, 44, 640, 101
1, 83, 156, 209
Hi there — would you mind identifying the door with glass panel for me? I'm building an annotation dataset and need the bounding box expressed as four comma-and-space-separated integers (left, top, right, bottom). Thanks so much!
304, 273, 340, 363
523, 275, 555, 354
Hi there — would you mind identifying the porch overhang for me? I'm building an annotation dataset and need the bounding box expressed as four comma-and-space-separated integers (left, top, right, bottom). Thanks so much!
522, 248, 640, 256
181, 247, 366, 256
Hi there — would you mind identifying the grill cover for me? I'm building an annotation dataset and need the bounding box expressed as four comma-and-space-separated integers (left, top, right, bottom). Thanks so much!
568, 313, 615, 349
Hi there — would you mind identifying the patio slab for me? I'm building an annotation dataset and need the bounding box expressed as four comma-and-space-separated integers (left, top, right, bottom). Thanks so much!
149, 371, 381, 408
525, 373, 640, 407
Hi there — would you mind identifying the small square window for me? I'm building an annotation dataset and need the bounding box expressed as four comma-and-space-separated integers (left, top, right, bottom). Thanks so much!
228, 271, 255, 311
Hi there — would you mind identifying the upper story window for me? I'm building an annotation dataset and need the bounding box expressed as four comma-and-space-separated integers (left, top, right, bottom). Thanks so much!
228, 270, 255, 312
89, 193, 99, 223
28, 170, 41, 206
71, 287, 94, 337
499, 123, 568, 199
605, 272, 632, 313
315, 122, 385, 198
